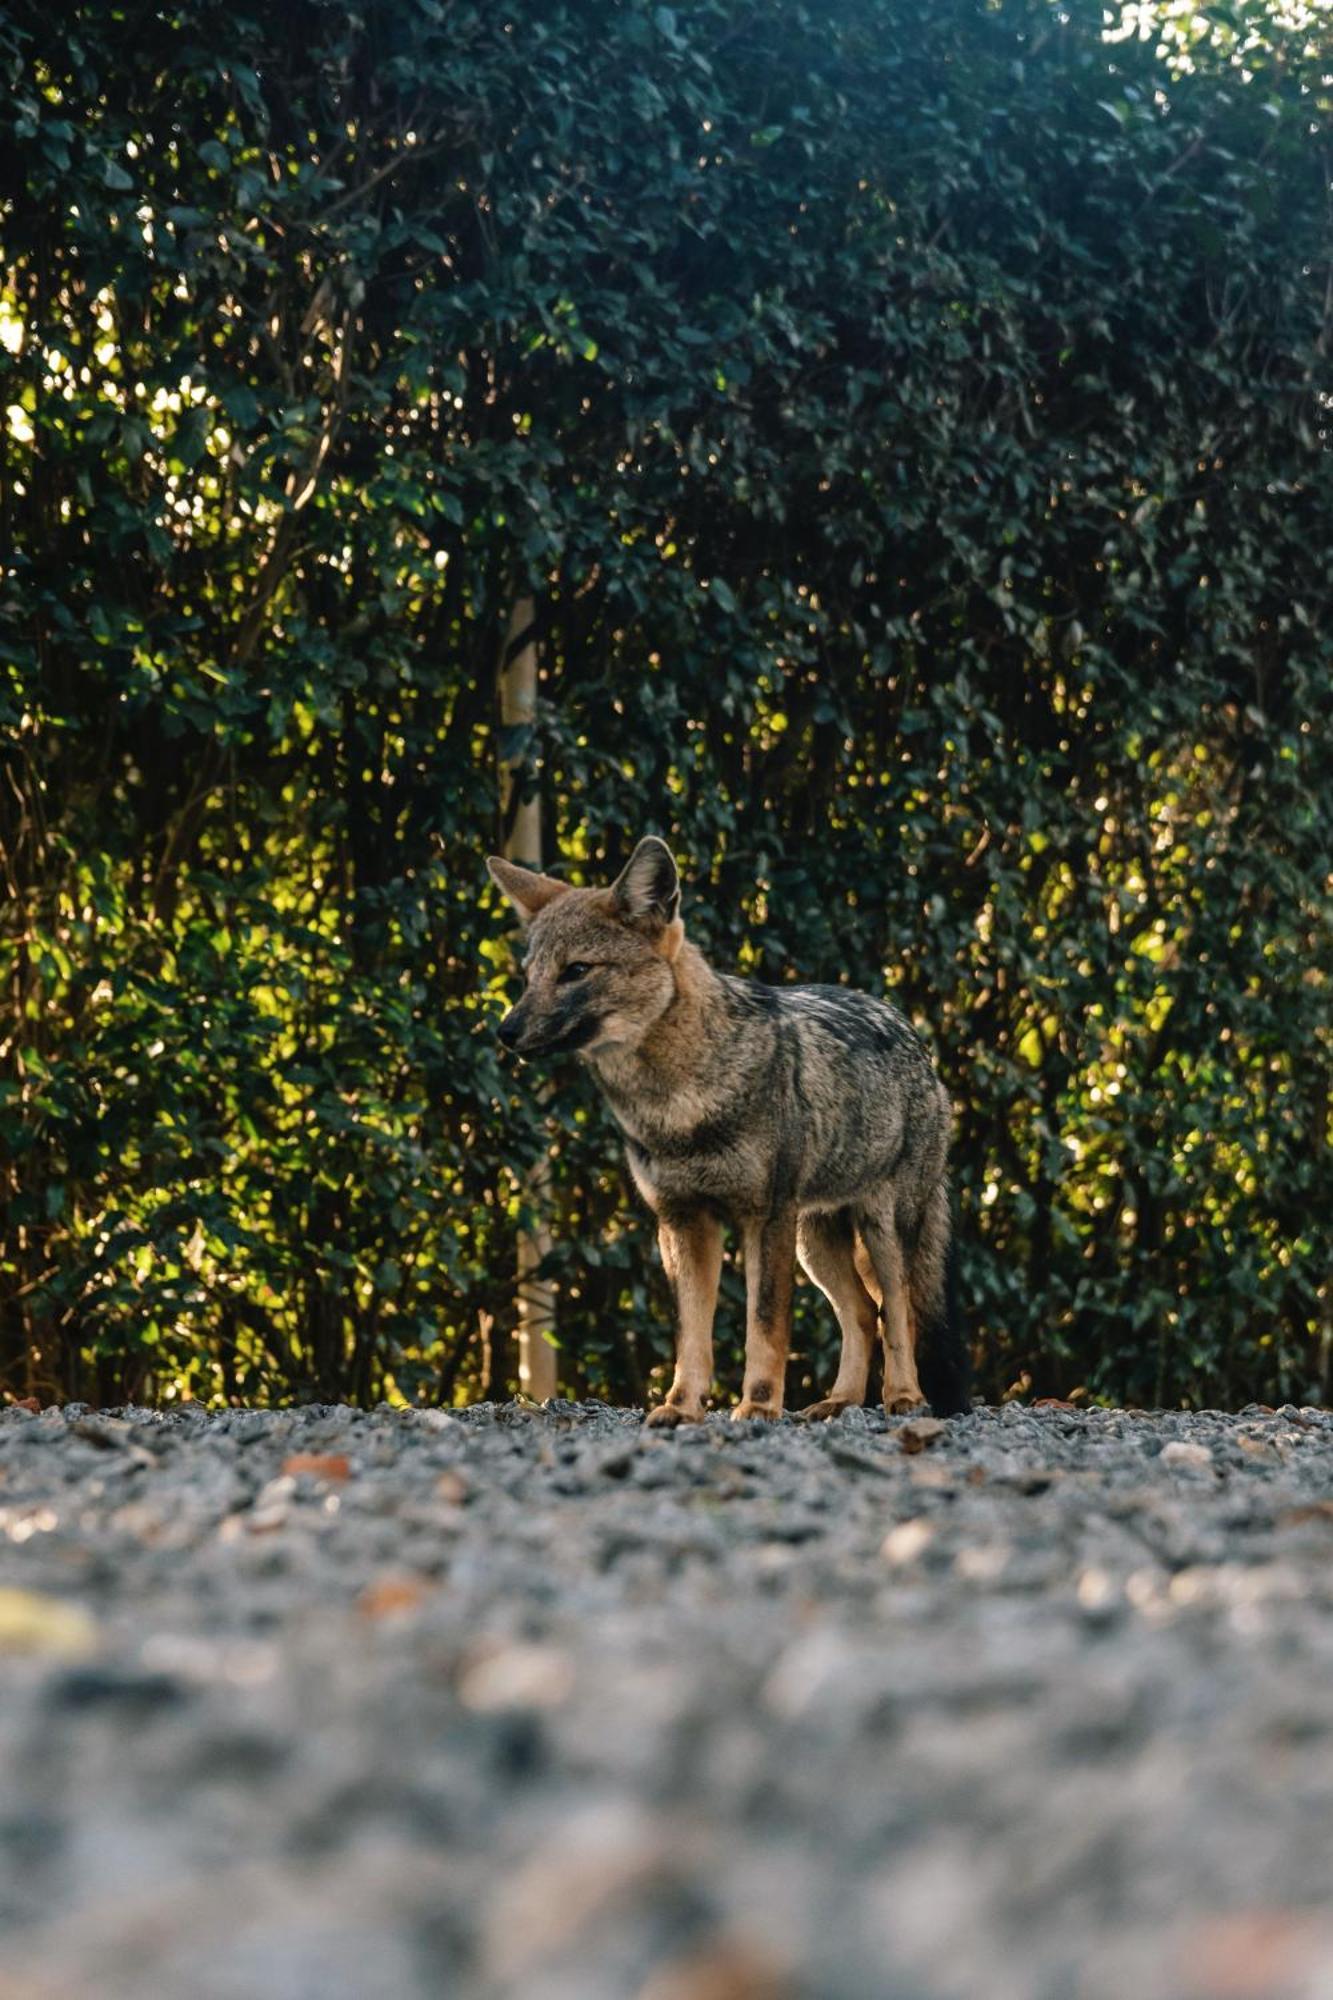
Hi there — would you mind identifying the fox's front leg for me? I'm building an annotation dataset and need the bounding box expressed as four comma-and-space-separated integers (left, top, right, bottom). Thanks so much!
733, 1207, 797, 1420
645, 1211, 724, 1427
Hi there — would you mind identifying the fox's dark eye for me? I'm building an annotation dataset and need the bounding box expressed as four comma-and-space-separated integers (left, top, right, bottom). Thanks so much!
558, 961, 594, 985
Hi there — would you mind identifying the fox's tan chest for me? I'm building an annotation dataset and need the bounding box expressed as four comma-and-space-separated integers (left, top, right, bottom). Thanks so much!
590, 1029, 785, 1219
621, 1132, 771, 1221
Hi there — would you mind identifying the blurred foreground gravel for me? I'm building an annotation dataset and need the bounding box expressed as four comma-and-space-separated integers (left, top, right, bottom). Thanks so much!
3, 1399, 1333, 2000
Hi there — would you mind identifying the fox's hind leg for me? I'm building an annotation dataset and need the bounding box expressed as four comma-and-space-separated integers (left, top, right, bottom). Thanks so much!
732, 1207, 797, 1420
646, 1211, 724, 1427
796, 1210, 879, 1420
858, 1195, 928, 1416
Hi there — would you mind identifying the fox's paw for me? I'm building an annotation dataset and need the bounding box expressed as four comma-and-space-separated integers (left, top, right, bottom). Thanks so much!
730, 1399, 783, 1423
800, 1396, 857, 1422
644, 1401, 706, 1429
885, 1395, 930, 1418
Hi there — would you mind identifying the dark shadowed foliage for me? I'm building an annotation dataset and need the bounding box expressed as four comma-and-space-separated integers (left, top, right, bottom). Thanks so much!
2, 0, 1330, 1409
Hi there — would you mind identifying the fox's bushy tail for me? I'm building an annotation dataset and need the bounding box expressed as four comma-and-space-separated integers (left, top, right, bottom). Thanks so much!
911, 1180, 971, 1417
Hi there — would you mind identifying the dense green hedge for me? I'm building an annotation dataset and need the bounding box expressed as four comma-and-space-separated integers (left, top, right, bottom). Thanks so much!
3, 0, 1331, 1409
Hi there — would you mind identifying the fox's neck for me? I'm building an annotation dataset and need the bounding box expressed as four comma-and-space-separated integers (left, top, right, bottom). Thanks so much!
588, 936, 727, 1098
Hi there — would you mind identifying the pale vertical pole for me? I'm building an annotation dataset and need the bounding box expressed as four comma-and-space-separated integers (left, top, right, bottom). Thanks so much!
498, 597, 558, 1402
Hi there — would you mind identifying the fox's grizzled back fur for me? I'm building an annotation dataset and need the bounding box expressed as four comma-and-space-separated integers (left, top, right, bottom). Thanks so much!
488, 836, 970, 1419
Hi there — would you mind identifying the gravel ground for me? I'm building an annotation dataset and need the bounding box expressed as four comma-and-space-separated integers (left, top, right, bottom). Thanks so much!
2, 1399, 1333, 2000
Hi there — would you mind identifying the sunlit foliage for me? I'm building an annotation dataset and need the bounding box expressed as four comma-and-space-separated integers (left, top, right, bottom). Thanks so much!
2, 0, 1330, 1408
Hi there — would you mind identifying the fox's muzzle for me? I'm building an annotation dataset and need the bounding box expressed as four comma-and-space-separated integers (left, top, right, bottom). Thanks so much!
497, 1001, 598, 1060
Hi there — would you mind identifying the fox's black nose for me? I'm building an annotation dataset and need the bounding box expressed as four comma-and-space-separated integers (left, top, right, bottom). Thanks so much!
497, 1013, 522, 1049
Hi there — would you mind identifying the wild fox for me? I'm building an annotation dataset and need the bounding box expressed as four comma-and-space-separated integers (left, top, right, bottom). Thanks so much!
487, 837, 970, 1425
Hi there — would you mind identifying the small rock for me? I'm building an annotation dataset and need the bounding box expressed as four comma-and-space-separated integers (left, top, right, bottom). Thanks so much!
71, 1416, 131, 1450
457, 1642, 574, 1712
882, 1518, 936, 1566
899, 1417, 947, 1454
639, 1936, 793, 2000
1076, 1565, 1123, 1627
414, 1408, 461, 1433
0, 1588, 99, 1658
1161, 1441, 1214, 1472
356, 1574, 430, 1620
281, 1451, 351, 1482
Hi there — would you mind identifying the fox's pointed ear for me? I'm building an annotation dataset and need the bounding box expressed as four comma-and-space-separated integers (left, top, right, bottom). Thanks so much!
611, 836, 680, 928
485, 855, 571, 923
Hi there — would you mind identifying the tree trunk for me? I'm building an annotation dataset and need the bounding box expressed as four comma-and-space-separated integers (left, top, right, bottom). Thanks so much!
498, 598, 558, 1402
